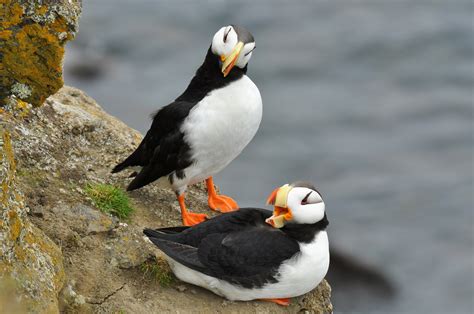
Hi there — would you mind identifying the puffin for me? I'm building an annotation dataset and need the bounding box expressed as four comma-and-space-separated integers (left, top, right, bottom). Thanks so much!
112, 25, 261, 226
143, 182, 330, 306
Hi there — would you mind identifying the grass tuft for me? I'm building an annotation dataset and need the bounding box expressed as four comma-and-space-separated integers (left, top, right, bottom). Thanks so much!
140, 256, 175, 287
85, 183, 133, 219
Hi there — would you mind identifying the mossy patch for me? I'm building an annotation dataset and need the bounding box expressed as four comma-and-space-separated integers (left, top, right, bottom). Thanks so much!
85, 183, 134, 219
139, 256, 175, 287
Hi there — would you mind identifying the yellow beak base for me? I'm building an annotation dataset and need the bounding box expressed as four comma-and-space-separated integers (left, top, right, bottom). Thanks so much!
265, 184, 293, 228
221, 41, 244, 77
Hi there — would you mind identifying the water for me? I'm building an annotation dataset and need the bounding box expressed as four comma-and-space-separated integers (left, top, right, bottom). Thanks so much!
64, 1, 474, 313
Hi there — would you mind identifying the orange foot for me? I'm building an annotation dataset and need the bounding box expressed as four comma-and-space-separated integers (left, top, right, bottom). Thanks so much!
177, 193, 208, 226
208, 194, 239, 213
206, 177, 239, 213
182, 211, 208, 226
260, 298, 291, 306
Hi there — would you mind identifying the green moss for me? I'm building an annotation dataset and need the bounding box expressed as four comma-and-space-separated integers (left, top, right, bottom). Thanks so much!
85, 183, 133, 219
139, 256, 175, 287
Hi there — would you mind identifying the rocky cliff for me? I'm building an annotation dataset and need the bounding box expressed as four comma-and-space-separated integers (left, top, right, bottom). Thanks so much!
1, 86, 332, 313
0, 2, 332, 313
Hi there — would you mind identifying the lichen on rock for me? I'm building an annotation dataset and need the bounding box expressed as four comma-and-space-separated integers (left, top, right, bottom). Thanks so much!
0, 130, 66, 313
0, 0, 81, 107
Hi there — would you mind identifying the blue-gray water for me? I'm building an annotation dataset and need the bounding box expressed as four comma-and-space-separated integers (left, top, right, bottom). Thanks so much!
64, 1, 474, 313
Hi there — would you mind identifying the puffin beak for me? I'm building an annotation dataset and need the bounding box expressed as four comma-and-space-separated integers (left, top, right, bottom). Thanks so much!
265, 184, 293, 228
266, 206, 293, 229
221, 41, 244, 77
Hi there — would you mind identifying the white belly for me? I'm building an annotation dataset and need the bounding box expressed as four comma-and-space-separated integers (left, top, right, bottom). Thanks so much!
166, 231, 329, 301
263, 231, 330, 298
176, 75, 262, 190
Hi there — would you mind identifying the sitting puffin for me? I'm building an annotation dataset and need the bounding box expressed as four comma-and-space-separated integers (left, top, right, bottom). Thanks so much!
144, 182, 330, 305
112, 25, 261, 226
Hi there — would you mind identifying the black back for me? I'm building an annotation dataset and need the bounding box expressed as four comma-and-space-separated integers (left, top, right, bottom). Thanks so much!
112, 47, 247, 191
144, 208, 328, 289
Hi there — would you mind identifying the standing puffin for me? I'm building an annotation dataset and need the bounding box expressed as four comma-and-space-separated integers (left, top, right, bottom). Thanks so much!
112, 25, 261, 226
144, 182, 330, 305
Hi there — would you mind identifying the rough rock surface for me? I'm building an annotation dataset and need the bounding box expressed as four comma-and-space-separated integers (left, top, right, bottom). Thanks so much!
0, 130, 65, 313
1, 86, 333, 313
0, 0, 81, 106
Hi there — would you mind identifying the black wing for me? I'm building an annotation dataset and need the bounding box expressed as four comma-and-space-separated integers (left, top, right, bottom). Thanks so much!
145, 208, 272, 247
112, 101, 197, 190
144, 208, 300, 288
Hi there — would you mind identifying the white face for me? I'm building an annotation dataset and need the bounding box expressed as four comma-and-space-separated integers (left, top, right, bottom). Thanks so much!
211, 26, 256, 69
286, 187, 325, 225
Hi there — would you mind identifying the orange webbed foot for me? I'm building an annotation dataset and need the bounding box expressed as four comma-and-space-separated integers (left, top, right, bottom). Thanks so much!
177, 193, 208, 226
206, 177, 239, 213
260, 298, 291, 306
182, 211, 208, 226
208, 194, 239, 213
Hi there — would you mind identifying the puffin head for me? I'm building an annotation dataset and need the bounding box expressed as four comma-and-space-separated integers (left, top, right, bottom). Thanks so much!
211, 25, 256, 77
265, 181, 325, 228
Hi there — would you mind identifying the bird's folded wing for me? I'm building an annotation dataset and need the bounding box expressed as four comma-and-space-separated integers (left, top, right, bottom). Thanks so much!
147, 237, 207, 272
197, 228, 299, 278
113, 100, 196, 174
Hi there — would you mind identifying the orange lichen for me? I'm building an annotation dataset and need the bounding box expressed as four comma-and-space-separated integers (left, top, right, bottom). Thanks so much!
0, 0, 79, 106
36, 5, 48, 15
8, 210, 22, 241
0, 30, 12, 39
0, 2, 24, 28
2, 23, 65, 105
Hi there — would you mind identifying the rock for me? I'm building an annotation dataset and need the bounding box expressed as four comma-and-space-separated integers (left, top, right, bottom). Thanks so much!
28, 205, 45, 218
175, 285, 188, 293
0, 131, 66, 313
0, 0, 81, 106
86, 213, 117, 235
59, 282, 89, 312
0, 278, 27, 313
50, 204, 118, 235
107, 229, 153, 269
297, 280, 333, 314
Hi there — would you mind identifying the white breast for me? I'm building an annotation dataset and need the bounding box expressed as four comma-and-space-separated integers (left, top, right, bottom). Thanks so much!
266, 231, 330, 298
179, 75, 262, 188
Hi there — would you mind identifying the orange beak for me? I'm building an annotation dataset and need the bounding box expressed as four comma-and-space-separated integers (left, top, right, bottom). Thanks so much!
266, 206, 292, 228
221, 41, 244, 77
265, 184, 293, 228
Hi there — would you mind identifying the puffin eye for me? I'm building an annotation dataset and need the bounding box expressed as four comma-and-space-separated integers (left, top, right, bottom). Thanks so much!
301, 191, 313, 205
223, 27, 232, 43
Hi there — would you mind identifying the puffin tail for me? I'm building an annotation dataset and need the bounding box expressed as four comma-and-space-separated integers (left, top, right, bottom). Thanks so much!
126, 168, 153, 191
143, 229, 206, 272
112, 145, 145, 173
111, 160, 129, 173
143, 227, 189, 238
143, 227, 188, 245
126, 161, 168, 191
112, 154, 137, 173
